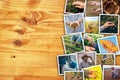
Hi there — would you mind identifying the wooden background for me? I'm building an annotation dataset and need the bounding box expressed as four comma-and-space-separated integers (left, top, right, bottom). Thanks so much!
0, 0, 65, 80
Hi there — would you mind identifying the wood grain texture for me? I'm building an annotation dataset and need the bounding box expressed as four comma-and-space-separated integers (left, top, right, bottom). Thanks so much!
0, 0, 65, 80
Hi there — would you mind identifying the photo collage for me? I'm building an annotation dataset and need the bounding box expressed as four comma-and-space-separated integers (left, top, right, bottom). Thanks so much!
57, 0, 120, 80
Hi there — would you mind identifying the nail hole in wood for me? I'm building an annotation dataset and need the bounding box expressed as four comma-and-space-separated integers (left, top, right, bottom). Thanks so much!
11, 55, 16, 58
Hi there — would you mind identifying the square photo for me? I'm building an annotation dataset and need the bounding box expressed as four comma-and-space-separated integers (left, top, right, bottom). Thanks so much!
83, 65, 102, 80
64, 71, 84, 80
62, 33, 84, 54
102, 0, 120, 14
65, 0, 85, 13
97, 35, 119, 53
103, 65, 120, 80
86, 0, 102, 16
99, 14, 119, 34
77, 52, 95, 70
96, 54, 115, 66
84, 33, 103, 53
85, 17, 99, 34
57, 54, 79, 75
64, 13, 85, 34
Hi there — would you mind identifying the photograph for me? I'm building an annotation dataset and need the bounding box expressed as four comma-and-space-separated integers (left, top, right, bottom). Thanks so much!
83, 65, 102, 80
84, 33, 103, 53
97, 35, 119, 53
116, 34, 120, 55
64, 13, 85, 34
102, 0, 120, 14
65, 0, 85, 13
64, 71, 84, 80
99, 14, 119, 34
57, 54, 79, 75
116, 55, 120, 65
77, 52, 95, 70
62, 33, 84, 54
103, 65, 120, 80
85, 17, 99, 34
118, 34, 120, 46
96, 54, 115, 66
85, 0, 102, 16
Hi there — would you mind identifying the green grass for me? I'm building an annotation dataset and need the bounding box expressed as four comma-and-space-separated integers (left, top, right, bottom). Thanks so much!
65, 42, 83, 51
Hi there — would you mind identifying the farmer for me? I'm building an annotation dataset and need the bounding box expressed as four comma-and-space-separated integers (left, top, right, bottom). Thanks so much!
70, 34, 82, 48
79, 54, 95, 70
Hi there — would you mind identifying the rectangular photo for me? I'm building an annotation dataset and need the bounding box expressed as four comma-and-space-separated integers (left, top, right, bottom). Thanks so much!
116, 34, 120, 55
83, 65, 102, 80
64, 0, 85, 13
102, 0, 120, 14
118, 32, 120, 46
103, 65, 120, 80
86, 0, 102, 16
85, 17, 99, 34
116, 55, 120, 65
64, 71, 84, 80
64, 13, 85, 34
99, 14, 119, 34
77, 52, 95, 70
96, 54, 115, 66
97, 35, 119, 53
62, 33, 84, 54
84, 33, 103, 53
57, 54, 79, 75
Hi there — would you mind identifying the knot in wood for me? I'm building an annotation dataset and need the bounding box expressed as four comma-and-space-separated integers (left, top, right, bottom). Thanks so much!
13, 40, 23, 47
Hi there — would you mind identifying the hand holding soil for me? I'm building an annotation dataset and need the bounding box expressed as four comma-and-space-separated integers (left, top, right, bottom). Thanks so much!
73, 1, 84, 9
93, 8, 101, 13
103, 21, 115, 29
91, 1, 100, 6
85, 46, 95, 51
66, 19, 83, 30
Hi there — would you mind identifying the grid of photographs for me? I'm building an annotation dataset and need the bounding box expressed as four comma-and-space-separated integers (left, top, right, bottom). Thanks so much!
57, 0, 120, 80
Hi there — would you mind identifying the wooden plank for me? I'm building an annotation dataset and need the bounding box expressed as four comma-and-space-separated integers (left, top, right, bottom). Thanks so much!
0, 0, 65, 80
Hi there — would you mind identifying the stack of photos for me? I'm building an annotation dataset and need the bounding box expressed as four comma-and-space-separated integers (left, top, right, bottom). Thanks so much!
57, 0, 120, 80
